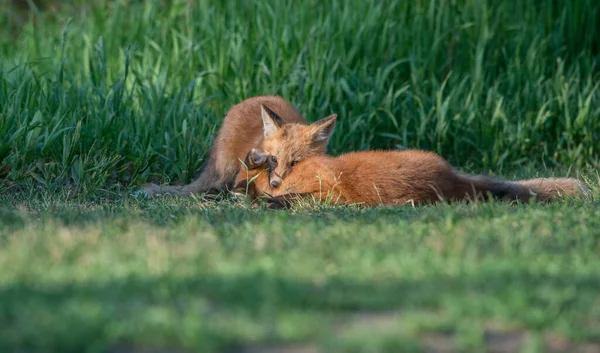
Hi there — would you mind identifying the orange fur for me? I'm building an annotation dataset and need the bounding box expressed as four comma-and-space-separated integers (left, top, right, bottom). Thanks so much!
258, 106, 337, 188
144, 96, 307, 195
234, 149, 589, 207
144, 96, 338, 196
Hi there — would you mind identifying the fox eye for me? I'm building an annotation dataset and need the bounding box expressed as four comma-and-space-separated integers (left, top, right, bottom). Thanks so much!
269, 156, 277, 164
290, 160, 300, 167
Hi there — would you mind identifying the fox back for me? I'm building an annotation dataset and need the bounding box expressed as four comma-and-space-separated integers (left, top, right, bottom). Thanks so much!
237, 150, 460, 205
235, 149, 588, 206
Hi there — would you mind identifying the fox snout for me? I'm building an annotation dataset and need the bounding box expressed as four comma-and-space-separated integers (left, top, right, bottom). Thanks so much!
270, 177, 282, 188
266, 155, 285, 189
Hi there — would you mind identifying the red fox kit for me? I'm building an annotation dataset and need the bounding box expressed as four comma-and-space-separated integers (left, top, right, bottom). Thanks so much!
258, 104, 337, 189
234, 148, 589, 207
143, 96, 336, 196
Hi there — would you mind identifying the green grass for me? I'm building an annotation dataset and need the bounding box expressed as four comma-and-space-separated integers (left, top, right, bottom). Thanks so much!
1, 0, 599, 192
1, 191, 600, 353
1, 1, 600, 352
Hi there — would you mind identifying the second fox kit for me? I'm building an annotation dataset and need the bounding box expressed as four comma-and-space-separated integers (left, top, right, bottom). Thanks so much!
235, 148, 588, 207
143, 96, 336, 195
233, 111, 588, 207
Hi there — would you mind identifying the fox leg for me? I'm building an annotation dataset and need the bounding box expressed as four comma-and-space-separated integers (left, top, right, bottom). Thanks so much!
142, 159, 223, 197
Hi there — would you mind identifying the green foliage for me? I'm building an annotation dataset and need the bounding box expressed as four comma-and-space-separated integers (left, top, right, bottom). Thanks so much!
1, 0, 599, 194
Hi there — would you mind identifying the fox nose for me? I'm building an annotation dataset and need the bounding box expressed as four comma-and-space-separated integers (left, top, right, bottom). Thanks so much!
270, 179, 281, 188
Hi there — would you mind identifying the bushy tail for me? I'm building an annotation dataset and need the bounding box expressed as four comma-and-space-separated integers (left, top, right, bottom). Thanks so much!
515, 177, 591, 201
456, 174, 590, 203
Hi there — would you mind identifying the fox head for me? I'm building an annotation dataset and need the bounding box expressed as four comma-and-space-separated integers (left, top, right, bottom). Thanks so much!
258, 104, 337, 189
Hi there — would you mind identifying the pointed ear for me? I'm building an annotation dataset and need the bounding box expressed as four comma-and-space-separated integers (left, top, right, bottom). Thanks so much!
309, 114, 337, 144
261, 104, 286, 138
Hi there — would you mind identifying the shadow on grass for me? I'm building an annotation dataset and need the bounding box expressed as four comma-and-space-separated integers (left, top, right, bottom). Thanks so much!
1, 267, 599, 352
0, 192, 541, 232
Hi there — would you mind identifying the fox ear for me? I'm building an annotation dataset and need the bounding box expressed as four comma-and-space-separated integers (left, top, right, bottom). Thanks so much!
261, 104, 286, 138
310, 114, 337, 144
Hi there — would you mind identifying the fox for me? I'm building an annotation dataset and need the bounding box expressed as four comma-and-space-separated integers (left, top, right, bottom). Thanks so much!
233, 147, 590, 207
142, 95, 336, 196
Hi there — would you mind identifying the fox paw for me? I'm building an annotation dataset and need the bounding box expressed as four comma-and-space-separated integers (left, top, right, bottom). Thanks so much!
264, 196, 293, 210
131, 188, 150, 199
133, 183, 173, 198
245, 148, 268, 169
230, 189, 247, 201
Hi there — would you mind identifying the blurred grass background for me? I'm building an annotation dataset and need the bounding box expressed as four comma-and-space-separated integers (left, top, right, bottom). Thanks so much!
2, 3, 600, 353
1, 0, 599, 195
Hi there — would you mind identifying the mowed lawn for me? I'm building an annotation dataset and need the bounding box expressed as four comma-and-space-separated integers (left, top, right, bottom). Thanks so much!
1, 190, 600, 353
2, 0, 600, 352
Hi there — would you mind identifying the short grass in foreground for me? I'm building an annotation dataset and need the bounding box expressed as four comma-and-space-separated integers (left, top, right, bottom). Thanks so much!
1, 189, 599, 353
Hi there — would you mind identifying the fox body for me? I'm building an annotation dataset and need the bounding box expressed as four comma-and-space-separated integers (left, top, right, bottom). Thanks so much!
234, 148, 588, 207
144, 96, 336, 196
